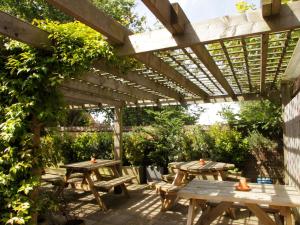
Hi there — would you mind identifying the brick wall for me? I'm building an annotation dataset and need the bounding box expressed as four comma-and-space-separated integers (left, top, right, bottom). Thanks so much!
284, 91, 300, 222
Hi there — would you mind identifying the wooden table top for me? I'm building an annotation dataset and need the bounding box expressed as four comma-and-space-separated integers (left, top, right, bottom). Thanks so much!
178, 179, 300, 208
169, 161, 235, 172
61, 159, 121, 171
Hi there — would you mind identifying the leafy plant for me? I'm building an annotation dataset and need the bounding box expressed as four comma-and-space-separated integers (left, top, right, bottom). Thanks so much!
208, 124, 249, 166
123, 128, 155, 166
0, 20, 135, 224
246, 131, 277, 153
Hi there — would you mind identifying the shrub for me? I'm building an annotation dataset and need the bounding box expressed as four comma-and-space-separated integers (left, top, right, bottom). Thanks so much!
208, 124, 249, 166
123, 128, 155, 166
41, 132, 113, 165
181, 126, 214, 161
246, 131, 277, 153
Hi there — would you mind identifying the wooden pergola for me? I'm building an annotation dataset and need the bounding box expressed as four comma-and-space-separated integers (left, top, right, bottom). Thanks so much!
1, 0, 300, 162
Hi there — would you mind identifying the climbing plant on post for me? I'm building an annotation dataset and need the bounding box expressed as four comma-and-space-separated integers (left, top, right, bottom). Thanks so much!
0, 21, 135, 225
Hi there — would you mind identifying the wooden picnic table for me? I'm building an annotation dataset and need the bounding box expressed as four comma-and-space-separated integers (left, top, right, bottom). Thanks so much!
178, 179, 300, 225
169, 160, 235, 185
61, 159, 134, 210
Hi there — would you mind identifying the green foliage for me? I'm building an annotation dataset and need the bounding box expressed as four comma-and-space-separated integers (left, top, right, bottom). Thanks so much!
180, 126, 214, 161
41, 132, 113, 166
145, 108, 187, 168
0, 0, 71, 22
246, 131, 277, 153
235, 1, 256, 13
123, 129, 155, 166
0, 20, 134, 224
220, 100, 282, 138
122, 106, 199, 126
208, 125, 249, 166
91, 0, 146, 32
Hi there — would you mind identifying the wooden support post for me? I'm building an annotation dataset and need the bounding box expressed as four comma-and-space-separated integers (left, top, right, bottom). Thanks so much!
113, 107, 123, 172
281, 82, 292, 185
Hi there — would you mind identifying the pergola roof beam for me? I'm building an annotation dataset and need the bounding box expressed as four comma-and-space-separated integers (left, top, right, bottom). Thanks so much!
62, 79, 137, 103
93, 60, 185, 103
60, 87, 124, 107
0, 11, 51, 49
79, 71, 161, 102
46, 0, 209, 99
142, 0, 235, 99
117, 1, 300, 56
261, 0, 281, 17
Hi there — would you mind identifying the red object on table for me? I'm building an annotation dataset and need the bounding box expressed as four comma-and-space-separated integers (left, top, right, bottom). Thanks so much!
199, 159, 206, 166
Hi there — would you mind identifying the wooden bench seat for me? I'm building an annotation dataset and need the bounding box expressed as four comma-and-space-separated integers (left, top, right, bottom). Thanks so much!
155, 181, 183, 211
93, 175, 135, 190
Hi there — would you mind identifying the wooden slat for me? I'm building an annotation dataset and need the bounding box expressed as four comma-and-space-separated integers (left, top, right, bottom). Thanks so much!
262, 0, 281, 17
93, 60, 185, 103
142, 0, 235, 99
260, 33, 269, 94
61, 79, 137, 103
46, 0, 209, 99
182, 49, 225, 94
79, 71, 160, 102
0, 11, 51, 49
178, 179, 300, 207
241, 38, 253, 91
134, 53, 209, 99
60, 88, 124, 107
93, 176, 135, 189
141, 0, 185, 34
117, 1, 300, 56
220, 41, 242, 93
272, 31, 291, 87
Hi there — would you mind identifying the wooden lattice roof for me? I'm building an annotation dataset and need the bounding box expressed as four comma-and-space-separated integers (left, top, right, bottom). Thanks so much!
1, 0, 300, 108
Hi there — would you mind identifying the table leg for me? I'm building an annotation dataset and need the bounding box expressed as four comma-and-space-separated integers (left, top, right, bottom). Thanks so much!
85, 172, 108, 211
187, 199, 198, 225
111, 165, 129, 197
217, 171, 227, 181
279, 207, 293, 225
196, 201, 233, 225
172, 170, 185, 186
245, 203, 277, 225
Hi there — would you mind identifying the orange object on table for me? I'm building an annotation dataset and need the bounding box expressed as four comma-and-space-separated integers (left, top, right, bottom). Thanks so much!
235, 177, 251, 191
90, 157, 97, 163
199, 159, 206, 166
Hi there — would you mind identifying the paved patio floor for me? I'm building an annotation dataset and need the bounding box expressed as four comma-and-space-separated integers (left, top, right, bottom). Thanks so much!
52, 183, 265, 225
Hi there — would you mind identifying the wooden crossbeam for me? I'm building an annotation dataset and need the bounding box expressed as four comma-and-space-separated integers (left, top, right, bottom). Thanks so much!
62, 79, 137, 103
261, 0, 281, 17
79, 71, 160, 102
60, 87, 124, 107
46, 0, 209, 99
284, 39, 300, 80
0, 11, 51, 49
260, 33, 269, 94
142, 0, 235, 99
117, 1, 300, 56
142, 0, 186, 34
93, 60, 185, 103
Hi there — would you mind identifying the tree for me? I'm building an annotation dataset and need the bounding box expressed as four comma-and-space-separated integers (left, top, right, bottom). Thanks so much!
220, 100, 283, 138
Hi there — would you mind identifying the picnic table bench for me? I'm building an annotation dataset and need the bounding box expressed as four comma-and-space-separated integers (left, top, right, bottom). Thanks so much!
178, 179, 300, 225
58, 159, 135, 210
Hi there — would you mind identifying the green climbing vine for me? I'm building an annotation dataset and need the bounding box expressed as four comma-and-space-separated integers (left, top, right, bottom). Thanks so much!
0, 21, 134, 225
